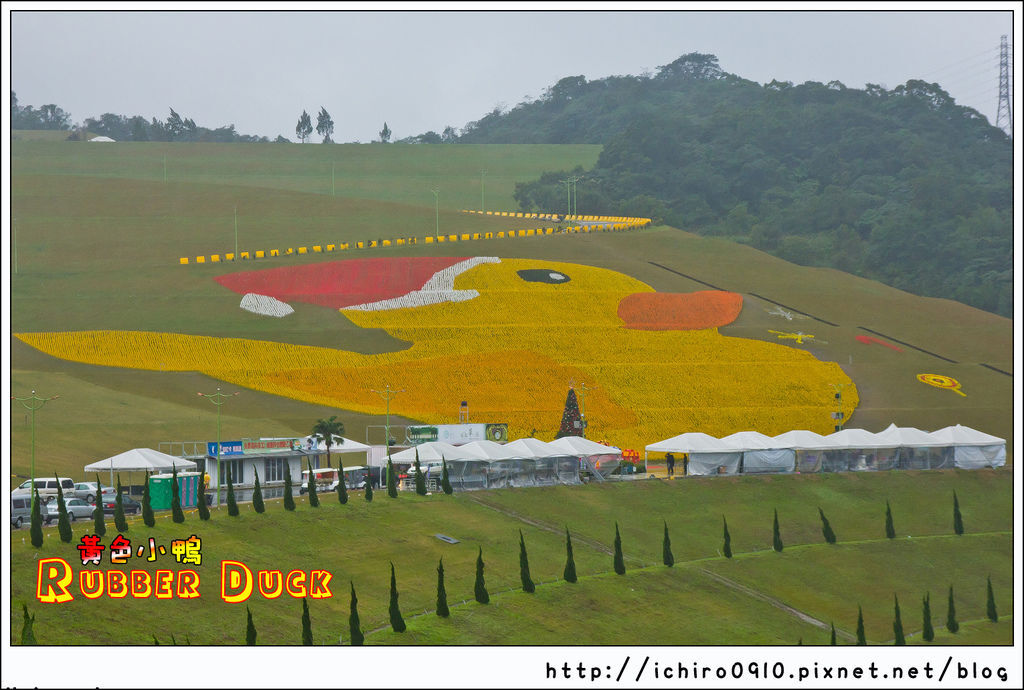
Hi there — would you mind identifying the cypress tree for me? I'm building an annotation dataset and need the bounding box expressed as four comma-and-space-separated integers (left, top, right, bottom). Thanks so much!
436, 559, 450, 617
21, 604, 37, 645
474, 547, 490, 603
252, 467, 265, 513
142, 471, 156, 527
563, 527, 577, 583
986, 576, 998, 622
855, 605, 866, 645
797, 638, 802, 646
336, 457, 348, 505
349, 581, 364, 646
772, 509, 784, 552
283, 468, 296, 511
441, 457, 453, 495
884, 500, 895, 539
893, 594, 905, 645
226, 464, 239, 516
152, 635, 160, 645
952, 491, 964, 535
946, 585, 959, 633
722, 515, 732, 558
662, 520, 674, 567
386, 456, 398, 498
922, 592, 934, 642
364, 471, 374, 502
301, 597, 313, 645
613, 522, 626, 575
245, 605, 257, 645
818, 507, 836, 544
170, 467, 184, 523
195, 470, 210, 521
519, 530, 535, 593
388, 562, 406, 632
306, 461, 319, 508
55, 474, 72, 543
114, 475, 128, 533
414, 453, 427, 496
830, 621, 837, 645
93, 475, 107, 537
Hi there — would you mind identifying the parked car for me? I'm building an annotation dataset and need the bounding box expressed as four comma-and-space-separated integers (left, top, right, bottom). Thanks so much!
73, 482, 115, 503
10, 495, 33, 528
12, 477, 75, 501
45, 497, 97, 523
101, 494, 142, 516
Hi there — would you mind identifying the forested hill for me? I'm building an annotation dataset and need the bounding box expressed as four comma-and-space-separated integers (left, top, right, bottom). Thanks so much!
460, 54, 1013, 317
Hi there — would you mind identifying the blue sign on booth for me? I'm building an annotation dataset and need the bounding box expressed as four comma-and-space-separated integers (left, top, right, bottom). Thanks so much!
207, 441, 244, 456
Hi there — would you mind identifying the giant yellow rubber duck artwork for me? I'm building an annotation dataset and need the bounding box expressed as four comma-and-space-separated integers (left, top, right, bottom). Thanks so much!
16, 256, 856, 449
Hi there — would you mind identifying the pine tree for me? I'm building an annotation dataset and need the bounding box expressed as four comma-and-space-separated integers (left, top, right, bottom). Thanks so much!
142, 471, 156, 527
662, 520, 674, 567
55, 474, 72, 543
441, 457, 453, 495
922, 592, 934, 642
245, 605, 257, 645
885, 500, 895, 539
772, 509, 784, 552
93, 475, 107, 537
414, 451, 427, 496
555, 387, 584, 438
252, 467, 265, 513
818, 507, 836, 544
386, 456, 398, 498
301, 597, 313, 645
855, 605, 866, 645
195, 470, 210, 521
306, 461, 319, 508
283, 468, 295, 511
563, 527, 577, 583
21, 604, 37, 645
946, 585, 959, 633
226, 464, 239, 516
171, 467, 184, 523
722, 515, 732, 559
830, 621, 837, 645
952, 491, 964, 535
388, 562, 406, 632
364, 472, 374, 502
519, 530, 535, 593
114, 475, 128, 532
336, 457, 348, 505
436, 559, 450, 617
349, 581, 364, 645
613, 522, 626, 574
893, 594, 905, 645
474, 547, 490, 603
986, 576, 998, 622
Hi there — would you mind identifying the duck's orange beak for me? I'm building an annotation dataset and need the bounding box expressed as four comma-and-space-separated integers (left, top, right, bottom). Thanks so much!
617, 290, 743, 330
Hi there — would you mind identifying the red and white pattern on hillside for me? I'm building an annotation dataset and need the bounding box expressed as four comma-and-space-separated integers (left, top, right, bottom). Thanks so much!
342, 257, 500, 311
214, 257, 471, 310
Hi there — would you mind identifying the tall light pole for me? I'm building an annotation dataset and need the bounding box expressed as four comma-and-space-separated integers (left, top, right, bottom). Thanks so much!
371, 384, 404, 489
12, 217, 17, 275
12, 390, 59, 511
233, 206, 239, 259
480, 170, 486, 212
198, 387, 239, 506
562, 178, 572, 217
570, 176, 582, 216
431, 189, 440, 237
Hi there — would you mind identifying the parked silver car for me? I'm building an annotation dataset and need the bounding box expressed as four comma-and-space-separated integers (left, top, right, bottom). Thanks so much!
45, 497, 97, 523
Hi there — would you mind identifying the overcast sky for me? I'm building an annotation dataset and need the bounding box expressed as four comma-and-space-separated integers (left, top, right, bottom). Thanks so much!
7, 7, 1019, 141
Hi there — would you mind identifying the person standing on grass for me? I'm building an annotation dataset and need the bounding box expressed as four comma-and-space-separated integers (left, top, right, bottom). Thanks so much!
666, 453, 675, 477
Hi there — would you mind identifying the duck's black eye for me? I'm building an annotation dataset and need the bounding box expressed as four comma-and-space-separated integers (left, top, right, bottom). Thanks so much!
517, 269, 571, 284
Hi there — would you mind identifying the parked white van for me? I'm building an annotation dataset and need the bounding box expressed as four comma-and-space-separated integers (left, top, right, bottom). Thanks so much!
12, 477, 75, 501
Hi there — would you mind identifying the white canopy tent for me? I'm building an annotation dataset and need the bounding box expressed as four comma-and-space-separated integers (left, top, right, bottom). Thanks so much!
387, 441, 479, 463
84, 448, 197, 487
721, 431, 795, 474
503, 437, 558, 458
548, 436, 622, 479
299, 435, 371, 468
875, 424, 954, 469
929, 425, 1006, 469
823, 428, 901, 472
645, 433, 741, 476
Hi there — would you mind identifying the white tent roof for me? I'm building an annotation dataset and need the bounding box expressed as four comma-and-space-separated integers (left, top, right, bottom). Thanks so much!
387, 441, 479, 462
930, 424, 1005, 446
84, 448, 196, 473
89, 136, 116, 142
645, 432, 731, 453
769, 430, 833, 450
719, 431, 777, 451
504, 437, 559, 458
459, 440, 520, 460
824, 428, 897, 449
300, 435, 370, 453
876, 423, 949, 448
547, 436, 621, 456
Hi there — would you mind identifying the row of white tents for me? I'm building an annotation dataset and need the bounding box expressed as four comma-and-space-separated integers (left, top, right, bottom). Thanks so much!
645, 424, 1006, 476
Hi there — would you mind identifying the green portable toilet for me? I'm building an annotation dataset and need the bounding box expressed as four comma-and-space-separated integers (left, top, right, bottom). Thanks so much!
149, 472, 201, 510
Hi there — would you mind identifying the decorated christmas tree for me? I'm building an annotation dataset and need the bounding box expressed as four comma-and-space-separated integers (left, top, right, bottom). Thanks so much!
555, 387, 584, 438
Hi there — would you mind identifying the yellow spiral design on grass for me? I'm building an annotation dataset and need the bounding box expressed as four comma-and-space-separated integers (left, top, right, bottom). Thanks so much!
916, 373, 966, 397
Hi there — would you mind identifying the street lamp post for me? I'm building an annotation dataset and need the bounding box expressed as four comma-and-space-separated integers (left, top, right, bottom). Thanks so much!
371, 384, 405, 489
12, 390, 59, 511
480, 170, 486, 212
234, 206, 238, 259
198, 387, 239, 506
431, 189, 440, 237
562, 178, 572, 217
